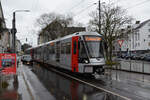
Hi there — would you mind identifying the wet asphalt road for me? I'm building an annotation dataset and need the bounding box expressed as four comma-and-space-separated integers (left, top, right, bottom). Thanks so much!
32, 63, 125, 100
1, 61, 150, 100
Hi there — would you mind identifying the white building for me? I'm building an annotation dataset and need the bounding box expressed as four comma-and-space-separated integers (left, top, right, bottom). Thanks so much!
131, 20, 150, 52
116, 19, 150, 53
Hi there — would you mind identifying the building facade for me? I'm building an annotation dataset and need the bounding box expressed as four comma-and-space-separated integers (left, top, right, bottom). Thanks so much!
131, 20, 150, 52
115, 20, 150, 53
0, 1, 11, 53
16, 39, 22, 53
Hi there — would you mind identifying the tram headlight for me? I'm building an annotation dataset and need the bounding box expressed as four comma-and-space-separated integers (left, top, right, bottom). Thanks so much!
84, 60, 89, 64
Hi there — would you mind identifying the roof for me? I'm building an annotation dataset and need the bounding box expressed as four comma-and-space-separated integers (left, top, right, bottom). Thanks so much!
27, 31, 101, 50
134, 19, 150, 29
0, 1, 6, 28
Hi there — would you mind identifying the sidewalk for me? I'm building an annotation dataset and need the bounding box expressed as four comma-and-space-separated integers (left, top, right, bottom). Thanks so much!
0, 62, 55, 100
18, 63, 55, 100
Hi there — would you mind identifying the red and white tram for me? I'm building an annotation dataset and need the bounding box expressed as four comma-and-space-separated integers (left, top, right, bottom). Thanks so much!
26, 32, 105, 75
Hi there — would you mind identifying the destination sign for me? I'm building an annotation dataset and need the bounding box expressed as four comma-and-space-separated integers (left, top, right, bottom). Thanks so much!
85, 36, 102, 41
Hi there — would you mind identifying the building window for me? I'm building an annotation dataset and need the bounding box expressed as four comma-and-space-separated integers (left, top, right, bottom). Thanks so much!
135, 33, 137, 41
138, 33, 140, 40
148, 35, 150, 38
149, 29, 150, 32
135, 43, 137, 47
138, 43, 140, 46
149, 42, 150, 46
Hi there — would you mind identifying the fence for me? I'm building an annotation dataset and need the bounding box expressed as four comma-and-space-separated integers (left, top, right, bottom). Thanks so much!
111, 60, 150, 74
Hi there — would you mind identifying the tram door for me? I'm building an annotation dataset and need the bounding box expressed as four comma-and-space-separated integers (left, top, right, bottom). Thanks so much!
72, 36, 79, 72
56, 41, 60, 62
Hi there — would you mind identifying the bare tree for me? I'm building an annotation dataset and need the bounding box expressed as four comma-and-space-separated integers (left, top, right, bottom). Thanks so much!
88, 3, 133, 62
36, 12, 73, 29
36, 12, 74, 41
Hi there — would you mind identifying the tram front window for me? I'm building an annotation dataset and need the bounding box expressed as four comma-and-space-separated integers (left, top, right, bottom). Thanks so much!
78, 36, 103, 63
84, 36, 103, 58
79, 41, 88, 59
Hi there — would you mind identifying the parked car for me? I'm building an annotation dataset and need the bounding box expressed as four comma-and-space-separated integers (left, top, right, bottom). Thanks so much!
131, 53, 139, 60
125, 54, 131, 59
140, 53, 150, 60
144, 54, 150, 61
21, 55, 32, 65
121, 53, 127, 59
125, 53, 136, 60
133, 53, 142, 60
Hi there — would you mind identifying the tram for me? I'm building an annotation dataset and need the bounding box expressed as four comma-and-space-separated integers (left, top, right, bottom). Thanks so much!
26, 32, 105, 75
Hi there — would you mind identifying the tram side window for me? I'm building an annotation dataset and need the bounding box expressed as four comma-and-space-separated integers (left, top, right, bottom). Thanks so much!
66, 42, 71, 54
37, 48, 39, 58
34, 49, 36, 57
61, 43, 65, 54
35, 49, 37, 58
52, 45, 55, 54
49, 44, 55, 54
45, 45, 49, 60
40, 47, 43, 58
39, 47, 41, 58
49, 46, 52, 54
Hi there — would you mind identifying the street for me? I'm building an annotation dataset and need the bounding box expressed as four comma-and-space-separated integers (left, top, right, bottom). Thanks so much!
1, 60, 150, 100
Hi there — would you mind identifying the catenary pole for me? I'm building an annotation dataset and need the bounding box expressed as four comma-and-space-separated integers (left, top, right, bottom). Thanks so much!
99, 0, 101, 34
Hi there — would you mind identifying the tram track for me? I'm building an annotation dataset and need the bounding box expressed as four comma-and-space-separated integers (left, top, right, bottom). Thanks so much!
42, 65, 131, 100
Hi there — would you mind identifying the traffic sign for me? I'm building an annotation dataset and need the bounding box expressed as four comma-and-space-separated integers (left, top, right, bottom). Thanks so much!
11, 28, 17, 34
117, 40, 124, 47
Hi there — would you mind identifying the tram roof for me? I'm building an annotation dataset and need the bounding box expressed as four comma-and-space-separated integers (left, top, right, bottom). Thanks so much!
26, 31, 101, 50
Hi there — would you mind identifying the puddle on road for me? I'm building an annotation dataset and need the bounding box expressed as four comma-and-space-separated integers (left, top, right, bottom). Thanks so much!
32, 63, 125, 100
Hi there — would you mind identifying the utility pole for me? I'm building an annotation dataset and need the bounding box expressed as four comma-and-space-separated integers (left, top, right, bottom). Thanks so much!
11, 10, 30, 53
99, 0, 101, 34
11, 12, 17, 53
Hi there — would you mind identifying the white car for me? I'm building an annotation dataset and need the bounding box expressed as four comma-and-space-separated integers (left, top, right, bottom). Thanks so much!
21, 55, 32, 65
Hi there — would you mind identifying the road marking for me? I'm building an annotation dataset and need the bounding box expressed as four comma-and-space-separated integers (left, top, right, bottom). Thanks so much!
50, 68, 131, 100
22, 72, 35, 100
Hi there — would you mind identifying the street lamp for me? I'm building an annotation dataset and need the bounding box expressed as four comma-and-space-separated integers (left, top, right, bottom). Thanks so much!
11, 10, 30, 53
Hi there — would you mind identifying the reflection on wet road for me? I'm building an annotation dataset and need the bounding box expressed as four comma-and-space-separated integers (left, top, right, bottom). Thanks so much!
32, 63, 125, 100
0, 75, 21, 100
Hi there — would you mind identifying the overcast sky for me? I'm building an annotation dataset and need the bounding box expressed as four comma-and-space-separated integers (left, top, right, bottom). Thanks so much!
1, 0, 150, 46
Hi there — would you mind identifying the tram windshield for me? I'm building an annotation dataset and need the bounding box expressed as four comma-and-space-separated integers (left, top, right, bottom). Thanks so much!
84, 36, 103, 58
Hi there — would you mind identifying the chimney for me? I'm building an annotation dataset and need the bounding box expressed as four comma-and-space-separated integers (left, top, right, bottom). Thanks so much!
135, 21, 140, 24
